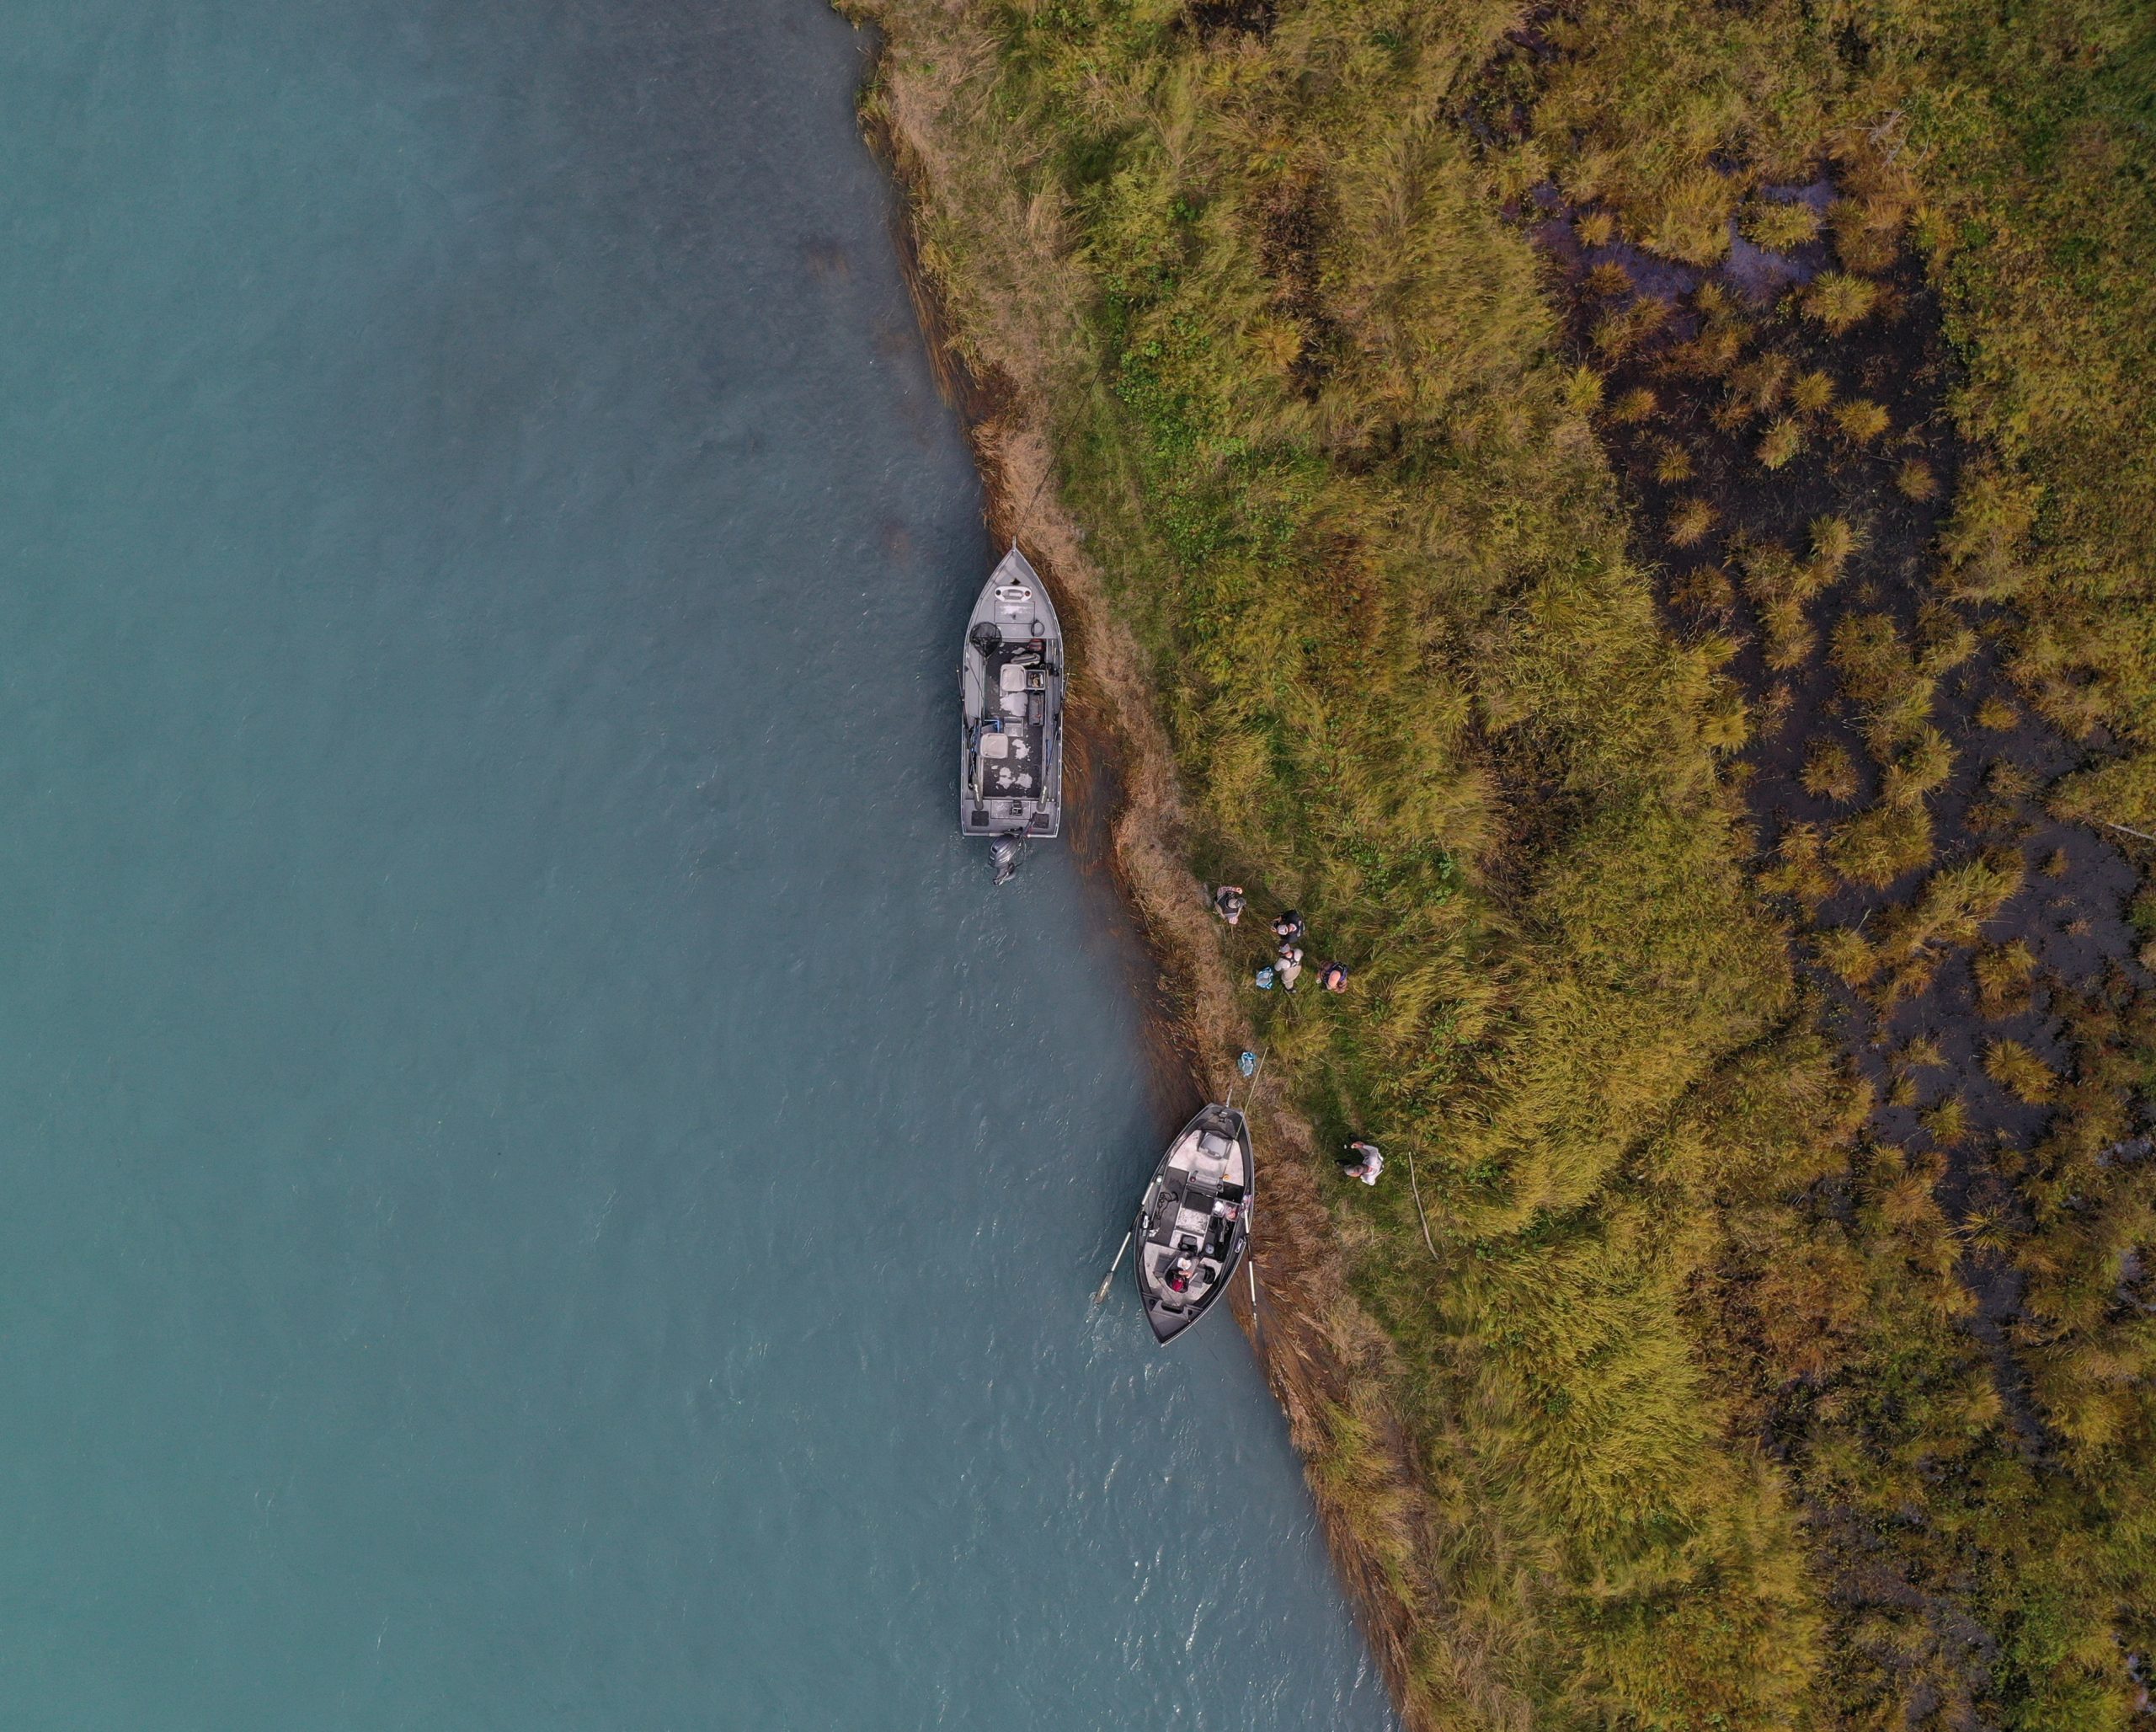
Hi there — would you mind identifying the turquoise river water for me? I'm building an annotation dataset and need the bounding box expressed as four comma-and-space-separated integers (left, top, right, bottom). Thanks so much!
0, 2, 1396, 1727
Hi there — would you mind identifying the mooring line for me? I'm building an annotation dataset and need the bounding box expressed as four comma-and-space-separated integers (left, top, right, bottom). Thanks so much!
1404, 1144, 1440, 1265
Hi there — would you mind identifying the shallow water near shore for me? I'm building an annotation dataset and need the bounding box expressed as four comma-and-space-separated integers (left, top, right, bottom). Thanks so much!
0, 1, 1395, 1726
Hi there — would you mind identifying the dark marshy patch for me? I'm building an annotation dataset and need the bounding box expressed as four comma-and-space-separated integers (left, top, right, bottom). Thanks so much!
1182, 0, 1277, 40
1254, 172, 1337, 396
1535, 206, 2152, 1381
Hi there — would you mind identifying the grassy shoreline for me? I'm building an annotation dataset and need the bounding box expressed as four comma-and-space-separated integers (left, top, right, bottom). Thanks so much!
861, 72, 1449, 1711
847, 3, 2154, 1725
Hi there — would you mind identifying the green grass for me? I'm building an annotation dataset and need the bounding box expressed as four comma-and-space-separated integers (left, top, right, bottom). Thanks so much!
847, 0, 2156, 1724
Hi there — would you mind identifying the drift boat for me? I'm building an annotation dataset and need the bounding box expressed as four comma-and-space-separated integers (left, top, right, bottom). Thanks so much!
1133, 1104, 1253, 1344
959, 547, 1063, 863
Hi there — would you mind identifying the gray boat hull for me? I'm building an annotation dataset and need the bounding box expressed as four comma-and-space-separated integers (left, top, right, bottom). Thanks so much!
1133, 1104, 1253, 1344
958, 547, 1064, 839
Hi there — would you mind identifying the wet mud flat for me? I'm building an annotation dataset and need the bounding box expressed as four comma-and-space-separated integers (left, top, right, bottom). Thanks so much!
1527, 186, 2153, 1386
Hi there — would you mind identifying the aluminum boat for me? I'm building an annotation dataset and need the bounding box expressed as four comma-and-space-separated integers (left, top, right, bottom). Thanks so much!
959, 546, 1063, 847
1133, 1104, 1252, 1344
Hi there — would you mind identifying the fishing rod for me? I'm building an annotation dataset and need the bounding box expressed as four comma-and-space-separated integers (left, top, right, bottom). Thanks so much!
1404, 1144, 1440, 1264
1091, 1230, 1133, 1306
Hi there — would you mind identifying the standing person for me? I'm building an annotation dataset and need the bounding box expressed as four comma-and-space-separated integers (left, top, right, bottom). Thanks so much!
1212, 884, 1246, 926
1271, 909, 1305, 944
1274, 944, 1304, 990
1339, 1140, 1384, 1185
1319, 961, 1349, 993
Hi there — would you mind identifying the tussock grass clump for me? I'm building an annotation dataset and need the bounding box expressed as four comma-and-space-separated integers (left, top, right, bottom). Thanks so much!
1828, 799, 1933, 887
1832, 614, 1940, 761
1593, 297, 1669, 360
1760, 821, 1835, 910
1833, 397, 1890, 442
1922, 1091, 1971, 1147
1643, 166, 1738, 265
1810, 514, 1859, 576
1972, 940, 2038, 1018
1877, 851, 2025, 956
1916, 602, 1978, 676
1741, 196, 1822, 252
1900, 1034, 1946, 1071
1976, 695, 2018, 730
1801, 740, 1860, 803
1790, 368, 1835, 414
1668, 498, 1716, 547
1802, 270, 1879, 333
1828, 184, 1911, 275
1880, 729, 1954, 806
1671, 321, 1743, 378
1670, 564, 1737, 616
1896, 457, 1939, 501
1758, 416, 1805, 469
1987, 756, 2036, 801
1983, 1038, 2057, 1103
1729, 352, 1792, 419
1814, 924, 1875, 982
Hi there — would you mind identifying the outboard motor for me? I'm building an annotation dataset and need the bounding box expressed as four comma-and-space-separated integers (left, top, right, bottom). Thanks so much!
990, 836, 1024, 885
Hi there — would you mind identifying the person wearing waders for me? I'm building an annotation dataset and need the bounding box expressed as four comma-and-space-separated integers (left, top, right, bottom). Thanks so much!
1274, 944, 1304, 990
1212, 884, 1246, 926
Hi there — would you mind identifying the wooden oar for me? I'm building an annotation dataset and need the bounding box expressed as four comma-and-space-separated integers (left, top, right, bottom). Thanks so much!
1091, 1230, 1134, 1306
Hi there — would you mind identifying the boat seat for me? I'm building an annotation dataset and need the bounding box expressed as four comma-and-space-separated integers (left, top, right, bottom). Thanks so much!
1191, 1130, 1234, 1185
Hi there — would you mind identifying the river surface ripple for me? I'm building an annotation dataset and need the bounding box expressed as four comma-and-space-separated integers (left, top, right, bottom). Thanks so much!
0, 2, 1396, 1726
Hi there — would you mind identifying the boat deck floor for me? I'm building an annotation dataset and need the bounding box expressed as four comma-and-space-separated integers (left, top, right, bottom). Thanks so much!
974, 719, 1045, 799
1139, 1124, 1246, 1323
